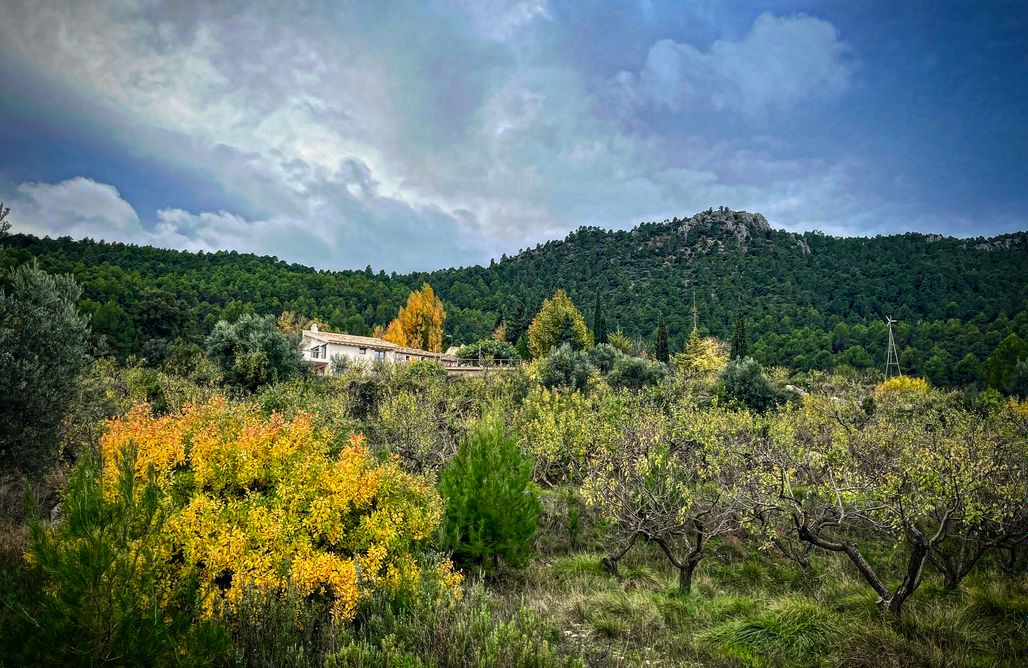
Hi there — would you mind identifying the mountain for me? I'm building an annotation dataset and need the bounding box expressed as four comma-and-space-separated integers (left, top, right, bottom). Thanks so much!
5, 207, 1027, 387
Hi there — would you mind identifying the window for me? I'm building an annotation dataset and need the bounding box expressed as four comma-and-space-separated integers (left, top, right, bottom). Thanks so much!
374, 350, 385, 360
359, 347, 367, 355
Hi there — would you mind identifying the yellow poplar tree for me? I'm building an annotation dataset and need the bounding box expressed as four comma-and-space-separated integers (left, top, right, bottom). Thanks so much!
382, 283, 446, 352
527, 289, 594, 358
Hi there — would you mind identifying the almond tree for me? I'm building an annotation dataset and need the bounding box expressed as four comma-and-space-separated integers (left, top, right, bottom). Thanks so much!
755, 378, 1028, 614
926, 397, 1028, 589
584, 406, 756, 592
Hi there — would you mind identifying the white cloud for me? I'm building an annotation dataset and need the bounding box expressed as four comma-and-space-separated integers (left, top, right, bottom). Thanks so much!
456, 0, 551, 42
612, 12, 855, 117
12, 178, 142, 240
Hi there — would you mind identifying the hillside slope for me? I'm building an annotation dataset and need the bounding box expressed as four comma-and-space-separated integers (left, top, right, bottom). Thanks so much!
6, 207, 1027, 385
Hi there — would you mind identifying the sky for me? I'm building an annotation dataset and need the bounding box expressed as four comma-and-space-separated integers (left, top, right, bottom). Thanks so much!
0, 1, 1025, 272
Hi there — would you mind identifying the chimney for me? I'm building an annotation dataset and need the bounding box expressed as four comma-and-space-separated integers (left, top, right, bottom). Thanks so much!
310, 323, 319, 333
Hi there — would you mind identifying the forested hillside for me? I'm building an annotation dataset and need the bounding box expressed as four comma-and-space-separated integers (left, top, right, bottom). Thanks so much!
6, 208, 1027, 387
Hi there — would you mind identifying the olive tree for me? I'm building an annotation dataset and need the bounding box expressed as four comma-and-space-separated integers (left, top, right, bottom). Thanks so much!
1, 262, 92, 475
205, 313, 302, 391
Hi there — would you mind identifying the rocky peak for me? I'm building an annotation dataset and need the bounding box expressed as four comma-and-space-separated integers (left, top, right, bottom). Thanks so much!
668, 207, 775, 254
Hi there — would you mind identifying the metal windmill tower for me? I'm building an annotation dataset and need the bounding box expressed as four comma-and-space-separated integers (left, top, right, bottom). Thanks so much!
884, 316, 901, 378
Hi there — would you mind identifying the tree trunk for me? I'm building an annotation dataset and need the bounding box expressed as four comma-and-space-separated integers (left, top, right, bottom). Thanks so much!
678, 560, 698, 593
602, 533, 639, 576
881, 543, 928, 615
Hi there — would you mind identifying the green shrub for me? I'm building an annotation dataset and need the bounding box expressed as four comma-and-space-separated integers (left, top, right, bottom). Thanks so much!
607, 355, 667, 389
205, 313, 303, 391
717, 357, 783, 412
539, 343, 593, 392
226, 585, 337, 668
439, 417, 541, 570
328, 579, 582, 668
0, 451, 227, 665
587, 343, 624, 374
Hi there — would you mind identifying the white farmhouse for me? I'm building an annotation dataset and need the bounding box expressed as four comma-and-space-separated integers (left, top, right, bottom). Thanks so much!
301, 324, 455, 375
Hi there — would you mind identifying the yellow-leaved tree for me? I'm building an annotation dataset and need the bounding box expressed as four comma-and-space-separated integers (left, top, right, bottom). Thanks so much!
100, 399, 460, 621
382, 283, 446, 352
526, 289, 593, 358
674, 328, 727, 378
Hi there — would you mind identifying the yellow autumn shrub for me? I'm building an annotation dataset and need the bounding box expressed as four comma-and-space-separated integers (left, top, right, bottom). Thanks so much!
875, 374, 931, 396
100, 399, 458, 621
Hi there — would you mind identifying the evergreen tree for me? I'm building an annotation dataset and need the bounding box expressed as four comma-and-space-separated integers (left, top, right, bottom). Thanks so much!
593, 291, 607, 345
439, 418, 541, 570
984, 333, 1028, 393
205, 314, 302, 392
654, 317, 670, 363
730, 310, 748, 360
0, 262, 92, 475
954, 352, 982, 386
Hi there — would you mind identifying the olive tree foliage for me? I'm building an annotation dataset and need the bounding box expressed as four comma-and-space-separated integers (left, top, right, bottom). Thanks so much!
0, 261, 92, 475
587, 343, 624, 374
584, 407, 754, 592
717, 357, 784, 412
607, 355, 668, 390
750, 378, 1028, 614
538, 343, 593, 392
205, 313, 303, 392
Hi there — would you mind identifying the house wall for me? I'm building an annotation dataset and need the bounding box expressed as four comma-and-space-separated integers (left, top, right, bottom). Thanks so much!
301, 334, 455, 374
301, 335, 398, 372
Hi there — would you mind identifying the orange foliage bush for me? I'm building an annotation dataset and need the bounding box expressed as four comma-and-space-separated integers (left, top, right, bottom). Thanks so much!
101, 399, 458, 620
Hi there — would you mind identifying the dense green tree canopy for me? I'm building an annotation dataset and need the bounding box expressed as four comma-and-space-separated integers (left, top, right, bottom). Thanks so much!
6, 207, 1026, 388
205, 314, 302, 391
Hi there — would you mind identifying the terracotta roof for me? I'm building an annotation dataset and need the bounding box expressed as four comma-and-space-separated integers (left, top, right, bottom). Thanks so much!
303, 330, 398, 350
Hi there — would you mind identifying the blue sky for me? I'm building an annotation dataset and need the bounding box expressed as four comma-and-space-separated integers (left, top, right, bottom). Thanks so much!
0, 0, 1025, 271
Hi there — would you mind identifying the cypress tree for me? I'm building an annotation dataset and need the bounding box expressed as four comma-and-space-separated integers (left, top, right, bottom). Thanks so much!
731, 310, 748, 360
593, 291, 607, 345
654, 317, 670, 363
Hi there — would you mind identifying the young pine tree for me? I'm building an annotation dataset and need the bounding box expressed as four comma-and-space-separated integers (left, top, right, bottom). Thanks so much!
439, 417, 541, 571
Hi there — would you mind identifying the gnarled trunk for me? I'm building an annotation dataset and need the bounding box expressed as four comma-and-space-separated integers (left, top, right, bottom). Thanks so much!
796, 519, 929, 616
602, 532, 639, 576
